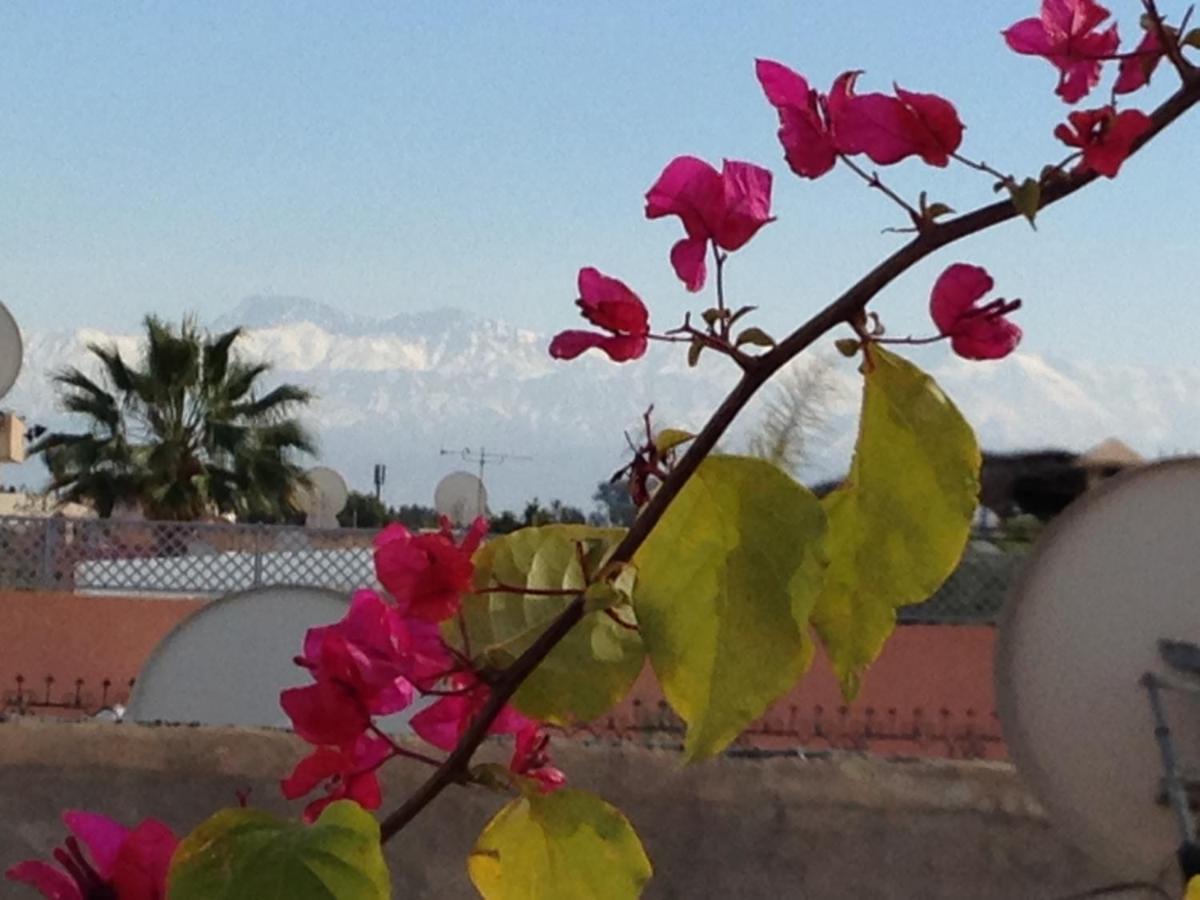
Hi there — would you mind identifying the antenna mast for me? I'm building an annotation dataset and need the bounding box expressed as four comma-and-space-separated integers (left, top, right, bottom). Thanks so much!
439, 446, 532, 514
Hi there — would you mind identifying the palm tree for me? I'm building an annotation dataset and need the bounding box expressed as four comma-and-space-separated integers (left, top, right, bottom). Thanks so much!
34, 316, 316, 521
747, 359, 837, 477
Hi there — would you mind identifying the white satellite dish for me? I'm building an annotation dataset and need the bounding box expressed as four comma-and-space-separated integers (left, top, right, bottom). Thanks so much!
997, 459, 1200, 887
296, 466, 348, 529
128, 585, 348, 727
0, 301, 23, 401
435, 470, 487, 527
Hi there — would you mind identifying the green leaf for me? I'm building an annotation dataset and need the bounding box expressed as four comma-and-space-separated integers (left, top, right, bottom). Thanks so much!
469, 789, 652, 900
583, 562, 637, 613
459, 524, 645, 724
812, 347, 980, 698
923, 201, 955, 220
687, 339, 704, 368
727, 304, 757, 326
834, 338, 862, 358
1184, 27, 1200, 49
701, 307, 723, 327
633, 455, 827, 759
653, 428, 695, 455
168, 801, 389, 900
1007, 177, 1041, 230
735, 326, 776, 348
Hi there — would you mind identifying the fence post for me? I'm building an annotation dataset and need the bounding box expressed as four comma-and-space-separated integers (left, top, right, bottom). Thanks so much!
38, 518, 57, 590
252, 525, 264, 589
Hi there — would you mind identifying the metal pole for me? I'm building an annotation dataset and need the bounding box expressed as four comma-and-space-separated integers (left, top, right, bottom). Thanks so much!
1141, 672, 1197, 844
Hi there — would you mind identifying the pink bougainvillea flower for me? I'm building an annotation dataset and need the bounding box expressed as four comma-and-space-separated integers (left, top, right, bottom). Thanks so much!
1053, 105, 1152, 177
509, 725, 566, 794
891, 86, 966, 167
6, 810, 177, 900
756, 59, 838, 178
411, 673, 531, 752
930, 264, 1023, 361
374, 516, 487, 623
281, 734, 392, 822
281, 675, 372, 748
549, 268, 650, 363
281, 587, 461, 748
1114, 28, 1164, 94
828, 73, 965, 167
300, 589, 451, 697
644, 156, 773, 291
1003, 0, 1120, 103
757, 60, 964, 174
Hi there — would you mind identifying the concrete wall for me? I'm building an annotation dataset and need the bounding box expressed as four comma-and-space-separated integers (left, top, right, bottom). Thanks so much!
0, 720, 1112, 899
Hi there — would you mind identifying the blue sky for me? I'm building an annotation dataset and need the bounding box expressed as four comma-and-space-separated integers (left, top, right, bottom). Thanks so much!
0, 1, 1195, 367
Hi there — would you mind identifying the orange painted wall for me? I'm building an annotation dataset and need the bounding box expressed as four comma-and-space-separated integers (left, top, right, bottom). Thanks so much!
587, 625, 1004, 759
0, 590, 1003, 757
0, 590, 200, 712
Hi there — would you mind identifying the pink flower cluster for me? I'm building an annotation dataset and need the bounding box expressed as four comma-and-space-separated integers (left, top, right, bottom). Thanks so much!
756, 61, 965, 178
279, 518, 564, 821
545, 1, 1187, 370
930, 265, 1023, 361
644, 156, 774, 292
1005, 0, 1159, 177
6, 811, 177, 900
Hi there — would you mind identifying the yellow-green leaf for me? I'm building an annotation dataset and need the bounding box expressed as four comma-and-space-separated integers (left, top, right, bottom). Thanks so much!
458, 524, 644, 724
1007, 177, 1041, 229
168, 801, 389, 900
735, 326, 776, 348
583, 562, 637, 613
653, 428, 695, 455
469, 789, 652, 900
633, 455, 827, 759
813, 347, 980, 698
834, 337, 862, 358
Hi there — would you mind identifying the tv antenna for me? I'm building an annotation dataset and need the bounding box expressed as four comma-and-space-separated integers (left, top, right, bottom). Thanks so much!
438, 446, 532, 520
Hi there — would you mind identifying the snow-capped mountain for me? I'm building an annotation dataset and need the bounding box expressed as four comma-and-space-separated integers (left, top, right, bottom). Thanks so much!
4, 297, 1197, 511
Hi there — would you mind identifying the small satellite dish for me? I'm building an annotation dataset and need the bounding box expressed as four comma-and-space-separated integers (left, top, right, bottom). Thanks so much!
435, 470, 487, 526
128, 585, 348, 727
0, 301, 24, 401
997, 459, 1200, 886
296, 466, 348, 529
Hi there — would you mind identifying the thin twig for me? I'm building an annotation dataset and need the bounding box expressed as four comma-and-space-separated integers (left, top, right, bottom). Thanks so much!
839, 155, 922, 225
1145, 0, 1199, 81
604, 608, 640, 631
664, 318, 755, 371
368, 723, 445, 768
874, 334, 947, 347
951, 152, 1011, 183
377, 71, 1200, 846
713, 245, 729, 339
479, 582, 581, 597
456, 611, 472, 661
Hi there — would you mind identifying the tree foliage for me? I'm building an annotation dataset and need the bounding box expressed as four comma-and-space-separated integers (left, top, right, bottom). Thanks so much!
33, 316, 315, 521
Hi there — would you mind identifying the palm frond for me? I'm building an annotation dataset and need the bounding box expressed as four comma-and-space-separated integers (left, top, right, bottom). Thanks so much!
747, 360, 836, 477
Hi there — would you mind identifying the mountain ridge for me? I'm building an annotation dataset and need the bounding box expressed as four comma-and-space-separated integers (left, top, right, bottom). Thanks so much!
4, 296, 1195, 511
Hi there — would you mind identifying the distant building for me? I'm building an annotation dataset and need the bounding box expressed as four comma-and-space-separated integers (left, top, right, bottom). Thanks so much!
814, 438, 1148, 524
0, 491, 95, 519
981, 438, 1144, 522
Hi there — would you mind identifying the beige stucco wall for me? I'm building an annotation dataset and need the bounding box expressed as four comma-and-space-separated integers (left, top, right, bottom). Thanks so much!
0, 720, 1110, 899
